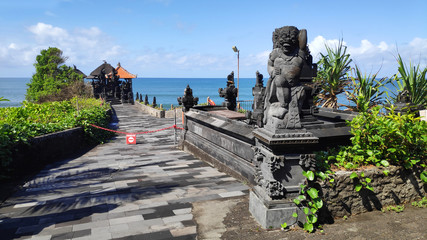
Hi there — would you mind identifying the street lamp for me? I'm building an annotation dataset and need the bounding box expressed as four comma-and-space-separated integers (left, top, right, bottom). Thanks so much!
232, 46, 239, 101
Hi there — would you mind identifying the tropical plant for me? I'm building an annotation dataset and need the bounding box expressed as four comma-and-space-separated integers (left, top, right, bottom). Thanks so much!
314, 40, 352, 109
345, 66, 390, 112
390, 54, 427, 107
291, 170, 325, 233
323, 106, 426, 170
26, 47, 86, 103
0, 97, 112, 178
0, 97, 9, 102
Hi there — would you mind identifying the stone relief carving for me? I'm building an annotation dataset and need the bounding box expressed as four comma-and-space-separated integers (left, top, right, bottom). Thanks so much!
299, 154, 316, 171
254, 146, 286, 198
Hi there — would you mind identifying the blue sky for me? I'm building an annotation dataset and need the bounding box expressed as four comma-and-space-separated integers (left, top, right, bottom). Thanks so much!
0, 0, 426, 78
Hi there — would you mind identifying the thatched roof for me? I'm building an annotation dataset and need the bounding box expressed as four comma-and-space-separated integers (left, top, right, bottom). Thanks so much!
73, 65, 87, 78
87, 61, 115, 79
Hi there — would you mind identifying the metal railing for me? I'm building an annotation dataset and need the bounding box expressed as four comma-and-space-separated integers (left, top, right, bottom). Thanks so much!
237, 100, 254, 111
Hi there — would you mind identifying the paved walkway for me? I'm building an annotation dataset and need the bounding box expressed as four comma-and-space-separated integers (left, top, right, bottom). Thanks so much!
0, 104, 249, 240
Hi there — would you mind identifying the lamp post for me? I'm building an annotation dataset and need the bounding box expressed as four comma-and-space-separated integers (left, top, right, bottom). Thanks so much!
232, 45, 240, 101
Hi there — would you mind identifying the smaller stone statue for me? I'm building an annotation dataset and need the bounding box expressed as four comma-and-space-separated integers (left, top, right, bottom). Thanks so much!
396, 88, 411, 104
152, 96, 157, 108
252, 71, 265, 127
177, 85, 199, 112
218, 71, 238, 110
394, 88, 417, 114
144, 94, 149, 105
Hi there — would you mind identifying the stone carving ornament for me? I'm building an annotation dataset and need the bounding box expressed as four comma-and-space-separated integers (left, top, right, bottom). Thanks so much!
254, 147, 286, 198
177, 85, 199, 112
263, 26, 309, 130
218, 71, 238, 110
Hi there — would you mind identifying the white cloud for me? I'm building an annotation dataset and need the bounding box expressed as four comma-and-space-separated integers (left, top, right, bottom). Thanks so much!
308, 35, 427, 77
28, 22, 69, 43
308, 36, 345, 61
1, 23, 426, 78
135, 51, 227, 70
244, 50, 270, 67
8, 43, 17, 49
0, 22, 127, 76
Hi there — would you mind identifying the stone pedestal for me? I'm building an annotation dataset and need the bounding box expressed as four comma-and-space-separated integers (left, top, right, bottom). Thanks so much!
249, 187, 305, 228
250, 127, 318, 228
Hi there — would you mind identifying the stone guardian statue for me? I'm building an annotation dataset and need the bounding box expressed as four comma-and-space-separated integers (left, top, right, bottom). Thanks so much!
263, 26, 308, 130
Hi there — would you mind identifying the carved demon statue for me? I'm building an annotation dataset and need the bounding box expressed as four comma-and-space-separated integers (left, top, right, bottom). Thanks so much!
263, 26, 309, 130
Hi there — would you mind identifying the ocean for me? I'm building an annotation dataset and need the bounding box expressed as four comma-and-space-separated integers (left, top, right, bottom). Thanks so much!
0, 77, 257, 109
0, 77, 396, 109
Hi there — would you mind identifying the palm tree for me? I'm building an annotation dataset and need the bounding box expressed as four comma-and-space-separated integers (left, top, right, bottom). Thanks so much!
314, 40, 352, 109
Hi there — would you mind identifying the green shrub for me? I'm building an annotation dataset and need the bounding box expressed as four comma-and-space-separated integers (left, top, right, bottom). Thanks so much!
0, 97, 112, 178
321, 106, 426, 170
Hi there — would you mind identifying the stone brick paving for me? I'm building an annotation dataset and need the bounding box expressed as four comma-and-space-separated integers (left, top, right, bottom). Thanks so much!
0, 104, 249, 240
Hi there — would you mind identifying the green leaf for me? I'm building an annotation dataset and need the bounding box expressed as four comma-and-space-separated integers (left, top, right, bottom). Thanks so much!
304, 222, 314, 233
310, 207, 317, 215
308, 214, 318, 224
314, 199, 324, 209
293, 199, 301, 205
350, 172, 358, 179
421, 171, 427, 183
303, 207, 309, 215
304, 171, 315, 181
355, 184, 363, 192
383, 170, 390, 176
367, 150, 373, 156
380, 160, 390, 167
317, 171, 327, 180
292, 212, 298, 218
366, 185, 374, 191
307, 188, 319, 199
281, 222, 287, 229
365, 178, 372, 183
387, 148, 396, 153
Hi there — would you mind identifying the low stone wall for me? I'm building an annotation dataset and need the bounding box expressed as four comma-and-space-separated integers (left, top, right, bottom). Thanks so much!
180, 108, 256, 185
319, 166, 426, 219
11, 127, 89, 173
135, 101, 182, 120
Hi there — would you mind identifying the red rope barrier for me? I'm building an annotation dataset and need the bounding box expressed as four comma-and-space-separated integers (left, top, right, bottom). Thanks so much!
89, 124, 183, 135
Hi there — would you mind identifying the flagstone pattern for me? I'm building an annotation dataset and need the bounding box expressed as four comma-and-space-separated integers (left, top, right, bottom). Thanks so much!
0, 104, 249, 240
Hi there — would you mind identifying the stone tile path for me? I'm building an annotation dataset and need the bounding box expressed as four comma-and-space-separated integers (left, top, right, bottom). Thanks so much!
0, 104, 249, 240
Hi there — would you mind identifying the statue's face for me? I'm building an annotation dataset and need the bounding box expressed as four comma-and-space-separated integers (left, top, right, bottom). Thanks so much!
274, 27, 299, 54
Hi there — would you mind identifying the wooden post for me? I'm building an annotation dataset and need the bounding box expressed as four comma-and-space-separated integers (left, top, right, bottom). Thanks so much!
174, 108, 177, 145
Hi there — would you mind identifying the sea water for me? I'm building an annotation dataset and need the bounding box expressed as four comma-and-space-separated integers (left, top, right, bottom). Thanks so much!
0, 77, 396, 109
0, 77, 257, 109
0, 78, 29, 108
